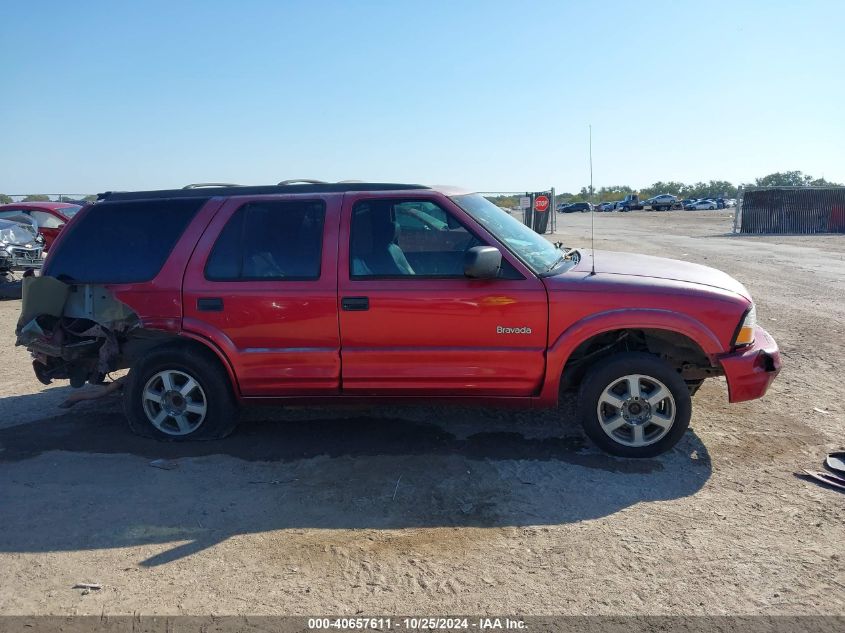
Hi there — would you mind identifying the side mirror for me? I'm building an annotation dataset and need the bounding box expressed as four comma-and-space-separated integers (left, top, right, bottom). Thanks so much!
464, 246, 502, 279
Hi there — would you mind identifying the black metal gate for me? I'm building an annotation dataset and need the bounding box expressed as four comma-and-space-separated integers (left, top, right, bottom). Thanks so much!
737, 187, 845, 234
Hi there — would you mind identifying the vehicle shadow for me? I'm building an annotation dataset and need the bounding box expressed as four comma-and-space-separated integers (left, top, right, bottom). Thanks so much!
0, 392, 712, 567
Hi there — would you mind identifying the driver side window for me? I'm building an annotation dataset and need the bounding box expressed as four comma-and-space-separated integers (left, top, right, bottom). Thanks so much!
350, 199, 480, 278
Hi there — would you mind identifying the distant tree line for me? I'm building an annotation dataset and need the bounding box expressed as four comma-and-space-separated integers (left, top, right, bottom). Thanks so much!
485, 171, 843, 208
2, 171, 841, 208
0, 193, 98, 204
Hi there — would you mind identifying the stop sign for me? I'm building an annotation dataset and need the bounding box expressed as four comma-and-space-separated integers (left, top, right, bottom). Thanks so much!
534, 195, 550, 212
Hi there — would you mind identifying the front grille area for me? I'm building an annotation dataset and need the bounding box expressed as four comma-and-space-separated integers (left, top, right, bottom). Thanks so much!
11, 248, 41, 260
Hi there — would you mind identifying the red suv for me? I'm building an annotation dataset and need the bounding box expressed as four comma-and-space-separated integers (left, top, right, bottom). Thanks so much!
17, 182, 780, 457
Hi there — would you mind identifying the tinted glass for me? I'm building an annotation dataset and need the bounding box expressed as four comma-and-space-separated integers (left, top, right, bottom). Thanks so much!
350, 199, 484, 278
46, 198, 205, 283
205, 200, 325, 280
31, 211, 64, 228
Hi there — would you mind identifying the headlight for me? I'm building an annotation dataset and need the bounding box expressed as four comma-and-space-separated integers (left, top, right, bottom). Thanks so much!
734, 304, 756, 347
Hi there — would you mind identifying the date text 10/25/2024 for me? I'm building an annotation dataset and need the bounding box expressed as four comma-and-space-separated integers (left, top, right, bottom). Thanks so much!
308, 617, 527, 630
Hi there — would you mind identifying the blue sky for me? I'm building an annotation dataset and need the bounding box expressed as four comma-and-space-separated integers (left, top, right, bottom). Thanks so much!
1, 0, 843, 194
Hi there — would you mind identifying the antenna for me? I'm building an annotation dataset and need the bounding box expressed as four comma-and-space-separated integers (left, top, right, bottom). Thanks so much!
589, 124, 596, 275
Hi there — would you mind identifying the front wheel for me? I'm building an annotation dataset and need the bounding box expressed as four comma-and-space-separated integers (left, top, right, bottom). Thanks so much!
577, 352, 691, 457
123, 347, 239, 441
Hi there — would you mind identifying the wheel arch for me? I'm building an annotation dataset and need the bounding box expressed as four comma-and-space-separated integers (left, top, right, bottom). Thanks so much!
539, 309, 724, 405
122, 329, 241, 399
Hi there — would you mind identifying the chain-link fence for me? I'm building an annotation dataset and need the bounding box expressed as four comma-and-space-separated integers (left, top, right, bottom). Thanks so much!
1, 194, 93, 205
734, 186, 845, 234
479, 191, 557, 234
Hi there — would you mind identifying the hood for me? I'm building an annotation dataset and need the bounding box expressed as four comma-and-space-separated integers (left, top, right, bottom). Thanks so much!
572, 250, 751, 300
0, 220, 38, 246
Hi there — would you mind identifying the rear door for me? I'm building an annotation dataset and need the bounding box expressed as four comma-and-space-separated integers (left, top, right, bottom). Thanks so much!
183, 194, 341, 397
337, 192, 548, 397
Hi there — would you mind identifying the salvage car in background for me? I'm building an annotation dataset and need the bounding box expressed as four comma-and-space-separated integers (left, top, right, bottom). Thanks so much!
685, 199, 717, 210
0, 216, 44, 299
559, 202, 592, 213
0, 202, 82, 250
645, 194, 678, 211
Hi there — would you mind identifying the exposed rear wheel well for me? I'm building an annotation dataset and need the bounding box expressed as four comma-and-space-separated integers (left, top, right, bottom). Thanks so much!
559, 328, 719, 393
120, 331, 237, 393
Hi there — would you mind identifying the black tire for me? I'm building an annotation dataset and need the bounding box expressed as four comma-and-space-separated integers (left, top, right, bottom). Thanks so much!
577, 352, 691, 458
123, 346, 239, 441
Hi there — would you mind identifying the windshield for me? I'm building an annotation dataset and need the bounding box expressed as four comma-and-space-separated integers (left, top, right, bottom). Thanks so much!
451, 193, 565, 274
62, 205, 82, 218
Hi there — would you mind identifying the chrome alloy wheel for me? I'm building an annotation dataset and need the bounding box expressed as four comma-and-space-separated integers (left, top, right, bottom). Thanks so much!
596, 374, 676, 448
142, 369, 207, 436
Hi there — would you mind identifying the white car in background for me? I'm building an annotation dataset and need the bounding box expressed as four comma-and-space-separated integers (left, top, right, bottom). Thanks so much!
686, 199, 717, 210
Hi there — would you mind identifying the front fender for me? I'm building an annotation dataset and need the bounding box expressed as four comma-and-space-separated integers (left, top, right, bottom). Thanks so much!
537, 308, 726, 406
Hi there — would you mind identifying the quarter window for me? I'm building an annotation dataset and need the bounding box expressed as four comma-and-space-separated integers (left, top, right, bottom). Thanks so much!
205, 200, 325, 281
45, 198, 205, 283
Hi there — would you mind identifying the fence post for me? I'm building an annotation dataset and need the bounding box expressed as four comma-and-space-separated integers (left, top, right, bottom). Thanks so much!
733, 186, 743, 233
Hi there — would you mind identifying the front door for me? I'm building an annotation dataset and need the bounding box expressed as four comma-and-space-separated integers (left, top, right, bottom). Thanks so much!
183, 194, 341, 396
338, 193, 548, 397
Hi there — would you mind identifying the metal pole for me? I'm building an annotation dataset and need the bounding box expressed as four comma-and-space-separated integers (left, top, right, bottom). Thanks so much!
734, 186, 743, 233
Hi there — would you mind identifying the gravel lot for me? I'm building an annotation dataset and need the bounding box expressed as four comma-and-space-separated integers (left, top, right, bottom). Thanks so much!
0, 210, 842, 616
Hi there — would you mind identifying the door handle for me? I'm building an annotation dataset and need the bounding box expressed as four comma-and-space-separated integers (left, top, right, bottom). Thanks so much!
341, 296, 369, 311
197, 297, 224, 312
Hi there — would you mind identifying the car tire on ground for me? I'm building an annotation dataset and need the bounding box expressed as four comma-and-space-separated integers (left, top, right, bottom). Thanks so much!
123, 346, 239, 441
577, 352, 691, 458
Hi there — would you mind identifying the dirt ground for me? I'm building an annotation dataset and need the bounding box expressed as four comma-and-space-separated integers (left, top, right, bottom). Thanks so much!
0, 210, 842, 616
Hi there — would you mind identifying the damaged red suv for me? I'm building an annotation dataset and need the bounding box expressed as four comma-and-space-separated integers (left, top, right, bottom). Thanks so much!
16, 182, 780, 457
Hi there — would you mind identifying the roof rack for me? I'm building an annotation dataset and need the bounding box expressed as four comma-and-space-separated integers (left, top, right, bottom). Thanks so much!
183, 183, 243, 189
98, 182, 430, 202
277, 179, 327, 185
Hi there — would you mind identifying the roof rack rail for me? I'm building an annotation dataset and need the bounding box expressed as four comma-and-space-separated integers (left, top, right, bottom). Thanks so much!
100, 182, 430, 202
277, 179, 327, 185
183, 183, 242, 189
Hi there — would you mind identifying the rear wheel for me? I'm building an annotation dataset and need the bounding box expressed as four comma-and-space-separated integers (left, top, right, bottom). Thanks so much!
124, 347, 239, 441
577, 352, 691, 457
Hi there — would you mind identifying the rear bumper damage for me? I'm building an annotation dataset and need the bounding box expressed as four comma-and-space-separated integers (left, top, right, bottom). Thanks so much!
16, 277, 139, 387
717, 325, 781, 403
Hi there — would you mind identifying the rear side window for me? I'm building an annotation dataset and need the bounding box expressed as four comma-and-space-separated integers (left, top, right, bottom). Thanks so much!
31, 211, 64, 228
205, 200, 325, 281
46, 198, 205, 283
